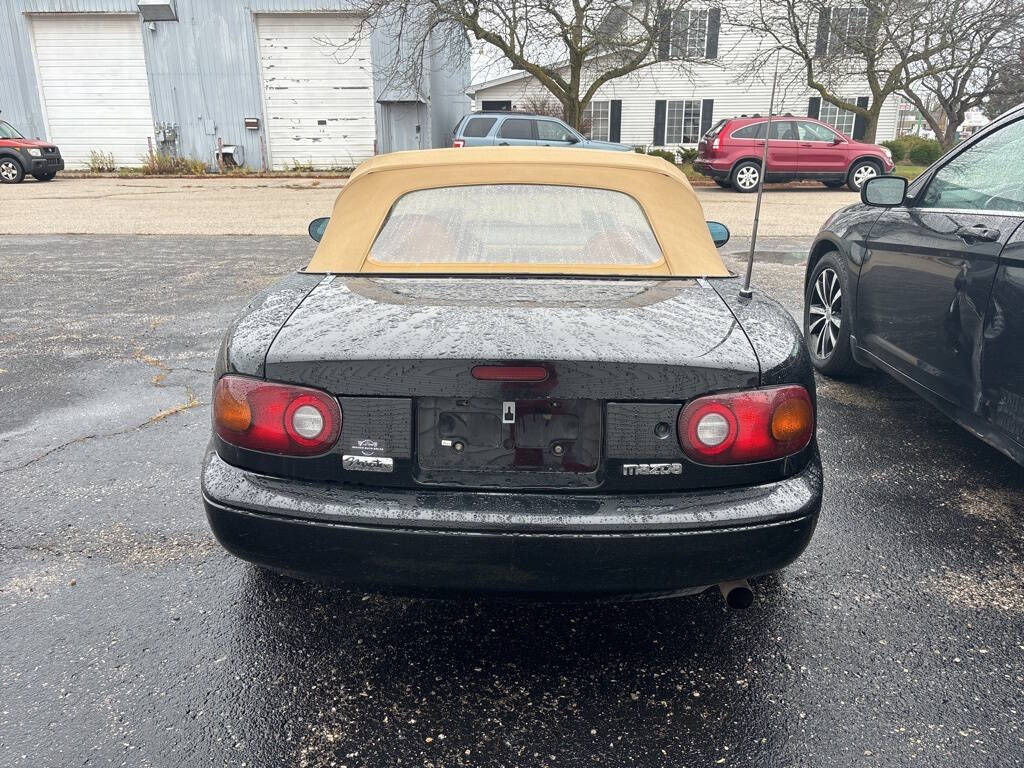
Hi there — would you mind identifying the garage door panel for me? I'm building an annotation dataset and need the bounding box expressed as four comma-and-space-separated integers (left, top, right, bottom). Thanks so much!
32, 15, 154, 169
257, 14, 376, 170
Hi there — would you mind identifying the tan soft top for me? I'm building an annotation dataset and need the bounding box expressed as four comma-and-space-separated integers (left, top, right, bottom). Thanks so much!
306, 146, 728, 276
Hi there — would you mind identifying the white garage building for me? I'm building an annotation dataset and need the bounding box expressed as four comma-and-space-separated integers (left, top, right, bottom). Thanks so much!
1, 0, 470, 169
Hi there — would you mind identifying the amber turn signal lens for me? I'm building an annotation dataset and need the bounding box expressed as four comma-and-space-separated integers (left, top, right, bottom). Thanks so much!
771, 395, 813, 442
214, 380, 253, 433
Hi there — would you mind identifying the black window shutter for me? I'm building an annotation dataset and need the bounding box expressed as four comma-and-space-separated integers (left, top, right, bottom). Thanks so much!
865, 8, 879, 49
700, 99, 714, 137
807, 97, 821, 119
853, 96, 869, 139
815, 8, 831, 57
705, 8, 721, 59
609, 100, 622, 143
657, 11, 671, 60
653, 100, 667, 145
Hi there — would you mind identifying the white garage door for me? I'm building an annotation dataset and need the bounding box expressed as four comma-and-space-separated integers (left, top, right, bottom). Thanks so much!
31, 15, 154, 169
256, 14, 376, 170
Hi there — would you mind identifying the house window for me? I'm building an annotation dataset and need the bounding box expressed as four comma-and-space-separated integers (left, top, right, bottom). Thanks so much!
829, 7, 868, 56
818, 102, 857, 137
671, 9, 709, 59
584, 100, 611, 141
666, 100, 702, 144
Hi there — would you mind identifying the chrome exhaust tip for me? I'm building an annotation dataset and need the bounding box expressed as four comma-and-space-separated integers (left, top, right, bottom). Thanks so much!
718, 579, 754, 609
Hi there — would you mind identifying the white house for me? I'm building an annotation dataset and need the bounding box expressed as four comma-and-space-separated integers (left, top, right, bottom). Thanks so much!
466, 4, 902, 149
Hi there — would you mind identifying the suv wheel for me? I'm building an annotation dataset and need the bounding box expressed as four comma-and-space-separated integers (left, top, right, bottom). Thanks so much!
847, 160, 880, 192
731, 161, 761, 193
0, 157, 24, 184
804, 252, 861, 376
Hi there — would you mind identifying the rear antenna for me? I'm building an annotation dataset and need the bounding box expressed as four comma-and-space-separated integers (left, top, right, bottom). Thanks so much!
740, 51, 780, 299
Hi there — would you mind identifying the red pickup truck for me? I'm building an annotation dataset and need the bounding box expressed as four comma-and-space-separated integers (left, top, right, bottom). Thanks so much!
0, 120, 64, 183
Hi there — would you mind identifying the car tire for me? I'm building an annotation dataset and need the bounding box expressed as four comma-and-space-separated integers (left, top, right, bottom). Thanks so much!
731, 161, 761, 193
823, 180, 845, 188
714, 179, 731, 188
32, 172, 56, 182
804, 251, 861, 377
846, 160, 880, 192
0, 157, 25, 184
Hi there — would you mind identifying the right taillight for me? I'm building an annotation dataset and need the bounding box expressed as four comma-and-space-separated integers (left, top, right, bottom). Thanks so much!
213, 375, 341, 456
452, 139, 465, 148
712, 135, 721, 151
678, 385, 813, 464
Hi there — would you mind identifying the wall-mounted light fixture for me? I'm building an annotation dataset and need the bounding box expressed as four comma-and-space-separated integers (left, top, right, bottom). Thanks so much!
137, 1, 177, 22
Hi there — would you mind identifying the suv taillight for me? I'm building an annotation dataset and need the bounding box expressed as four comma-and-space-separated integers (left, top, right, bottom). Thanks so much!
712, 135, 721, 151
452, 139, 465, 148
214, 375, 341, 456
678, 386, 813, 464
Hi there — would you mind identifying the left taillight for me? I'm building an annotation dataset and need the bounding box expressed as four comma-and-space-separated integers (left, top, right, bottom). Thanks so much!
213, 375, 341, 456
678, 385, 813, 465
452, 139, 465, 148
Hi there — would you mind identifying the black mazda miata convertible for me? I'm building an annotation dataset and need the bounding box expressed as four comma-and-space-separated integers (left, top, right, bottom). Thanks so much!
201, 148, 821, 601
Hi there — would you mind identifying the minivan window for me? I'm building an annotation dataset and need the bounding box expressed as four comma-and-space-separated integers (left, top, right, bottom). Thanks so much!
370, 185, 663, 267
497, 118, 534, 140
463, 117, 497, 138
919, 117, 1024, 212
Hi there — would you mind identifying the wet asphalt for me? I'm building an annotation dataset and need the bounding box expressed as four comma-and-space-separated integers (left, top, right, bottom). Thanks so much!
1, 235, 1022, 767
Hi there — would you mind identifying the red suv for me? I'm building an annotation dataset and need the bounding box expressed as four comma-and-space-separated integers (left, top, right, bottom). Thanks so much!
0, 120, 64, 184
694, 115, 893, 193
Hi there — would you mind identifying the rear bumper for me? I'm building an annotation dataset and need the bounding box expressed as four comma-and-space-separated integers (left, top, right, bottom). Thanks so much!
692, 159, 730, 181
201, 449, 822, 598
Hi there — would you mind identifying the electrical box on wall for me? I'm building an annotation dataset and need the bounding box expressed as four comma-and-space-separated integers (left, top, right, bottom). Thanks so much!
244, 118, 260, 131
137, 1, 177, 22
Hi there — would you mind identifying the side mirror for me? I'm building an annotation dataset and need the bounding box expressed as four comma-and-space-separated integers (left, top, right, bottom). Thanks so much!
308, 216, 330, 243
832, 136, 844, 145
861, 176, 907, 208
706, 221, 730, 247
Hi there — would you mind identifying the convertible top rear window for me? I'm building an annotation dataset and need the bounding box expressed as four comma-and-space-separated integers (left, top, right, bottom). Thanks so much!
369, 184, 663, 267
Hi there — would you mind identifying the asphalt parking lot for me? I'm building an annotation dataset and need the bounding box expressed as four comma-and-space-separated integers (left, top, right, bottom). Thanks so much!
2, 226, 1023, 764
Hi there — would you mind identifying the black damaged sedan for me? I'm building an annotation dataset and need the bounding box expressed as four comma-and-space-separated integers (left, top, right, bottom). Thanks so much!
804, 103, 1024, 466
202, 148, 821, 601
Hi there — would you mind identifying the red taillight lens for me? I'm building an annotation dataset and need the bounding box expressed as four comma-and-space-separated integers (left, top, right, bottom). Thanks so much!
452, 139, 465, 148
712, 136, 720, 151
678, 385, 813, 464
214, 375, 341, 456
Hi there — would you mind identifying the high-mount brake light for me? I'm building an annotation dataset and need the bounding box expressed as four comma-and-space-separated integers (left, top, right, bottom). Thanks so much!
471, 364, 549, 382
214, 376, 341, 456
678, 385, 813, 464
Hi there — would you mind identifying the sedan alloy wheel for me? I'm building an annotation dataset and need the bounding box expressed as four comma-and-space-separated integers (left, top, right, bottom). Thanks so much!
808, 267, 842, 359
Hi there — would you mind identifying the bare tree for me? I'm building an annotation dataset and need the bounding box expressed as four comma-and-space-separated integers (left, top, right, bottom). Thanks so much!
898, 0, 1024, 149
345, 0, 709, 129
982, 37, 1024, 119
736, 0, 955, 142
